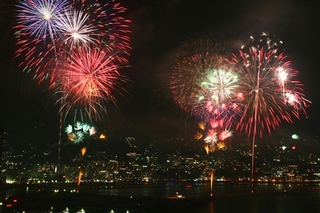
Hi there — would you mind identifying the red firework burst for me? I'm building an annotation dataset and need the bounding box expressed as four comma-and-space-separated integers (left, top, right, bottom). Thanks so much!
54, 46, 130, 121
230, 32, 309, 138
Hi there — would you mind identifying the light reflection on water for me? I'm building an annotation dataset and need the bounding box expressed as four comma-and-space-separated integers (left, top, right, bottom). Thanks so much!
1, 182, 320, 213
73, 182, 295, 196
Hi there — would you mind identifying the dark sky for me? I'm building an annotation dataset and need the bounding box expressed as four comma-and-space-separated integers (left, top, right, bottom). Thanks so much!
1, 0, 320, 148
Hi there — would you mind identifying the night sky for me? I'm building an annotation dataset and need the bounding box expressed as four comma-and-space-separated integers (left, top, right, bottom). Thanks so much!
1, 0, 320, 149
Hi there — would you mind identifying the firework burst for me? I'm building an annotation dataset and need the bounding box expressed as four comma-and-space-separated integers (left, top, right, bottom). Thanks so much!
71, 0, 131, 57
231, 32, 309, 138
15, 0, 70, 43
194, 68, 243, 127
14, 0, 131, 84
65, 121, 96, 143
230, 32, 310, 179
13, 0, 132, 178
57, 9, 98, 48
171, 38, 239, 153
14, 0, 71, 82
54, 46, 130, 122
170, 38, 227, 118
195, 120, 232, 154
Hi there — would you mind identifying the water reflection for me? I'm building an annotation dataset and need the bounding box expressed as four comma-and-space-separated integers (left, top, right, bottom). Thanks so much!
2, 182, 320, 213
1, 182, 316, 198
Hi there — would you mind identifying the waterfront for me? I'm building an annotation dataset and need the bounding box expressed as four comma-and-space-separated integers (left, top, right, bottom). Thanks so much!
1, 182, 320, 212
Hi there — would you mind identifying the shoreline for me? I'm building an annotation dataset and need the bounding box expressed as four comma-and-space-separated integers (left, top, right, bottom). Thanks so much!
0, 179, 317, 189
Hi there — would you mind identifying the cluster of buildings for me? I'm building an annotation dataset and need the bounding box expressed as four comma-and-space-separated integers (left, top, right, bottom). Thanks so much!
1, 128, 320, 185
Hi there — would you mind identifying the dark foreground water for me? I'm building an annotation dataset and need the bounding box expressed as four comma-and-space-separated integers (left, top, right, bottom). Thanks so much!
1, 182, 320, 213
197, 187, 320, 213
